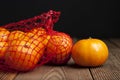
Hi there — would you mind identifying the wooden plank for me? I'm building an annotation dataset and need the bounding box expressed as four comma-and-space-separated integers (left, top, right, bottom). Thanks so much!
14, 59, 93, 80
102, 39, 119, 49
90, 40, 120, 80
0, 70, 17, 80
109, 38, 120, 48
14, 65, 52, 80
62, 59, 93, 80
90, 68, 120, 80
39, 66, 66, 80
14, 65, 67, 80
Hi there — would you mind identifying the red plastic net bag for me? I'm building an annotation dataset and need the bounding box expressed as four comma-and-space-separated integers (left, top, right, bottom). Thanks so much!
42, 11, 73, 65
44, 31, 73, 65
0, 10, 61, 72
3, 10, 60, 32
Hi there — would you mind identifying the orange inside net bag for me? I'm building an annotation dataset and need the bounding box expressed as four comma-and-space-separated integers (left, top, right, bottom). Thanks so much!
0, 10, 73, 72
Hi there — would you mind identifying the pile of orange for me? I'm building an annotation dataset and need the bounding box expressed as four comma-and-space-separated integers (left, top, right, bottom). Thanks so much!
0, 27, 50, 71
0, 27, 73, 71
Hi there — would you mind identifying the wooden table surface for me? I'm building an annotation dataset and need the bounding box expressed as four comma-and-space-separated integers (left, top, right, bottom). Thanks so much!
0, 38, 120, 80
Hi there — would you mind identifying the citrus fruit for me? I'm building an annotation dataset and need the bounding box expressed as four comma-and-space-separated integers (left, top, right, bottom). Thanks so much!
0, 42, 8, 60
72, 38, 109, 67
5, 28, 50, 71
45, 32, 73, 65
0, 27, 10, 42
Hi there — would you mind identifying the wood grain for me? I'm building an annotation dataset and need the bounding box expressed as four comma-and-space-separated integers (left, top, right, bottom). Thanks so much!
109, 38, 120, 48
103, 39, 119, 49
0, 71, 17, 80
14, 65, 53, 80
62, 59, 93, 80
14, 59, 93, 80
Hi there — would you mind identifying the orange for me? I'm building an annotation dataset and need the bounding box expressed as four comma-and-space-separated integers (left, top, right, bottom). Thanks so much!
8, 30, 25, 41
0, 42, 8, 60
0, 27, 9, 60
24, 27, 50, 47
5, 28, 50, 71
45, 32, 73, 65
5, 39, 41, 71
72, 38, 109, 67
29, 27, 47, 36
0, 27, 10, 42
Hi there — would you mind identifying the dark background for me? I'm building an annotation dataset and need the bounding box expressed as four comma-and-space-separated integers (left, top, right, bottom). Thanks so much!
0, 0, 119, 38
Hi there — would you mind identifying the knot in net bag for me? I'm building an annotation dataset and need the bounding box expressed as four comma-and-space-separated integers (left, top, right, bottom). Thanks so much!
0, 10, 61, 72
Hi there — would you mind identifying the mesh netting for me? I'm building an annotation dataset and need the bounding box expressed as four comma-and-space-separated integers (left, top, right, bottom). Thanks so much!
0, 10, 60, 72
44, 31, 73, 65
37, 10, 73, 65
0, 10, 73, 72
3, 10, 60, 32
